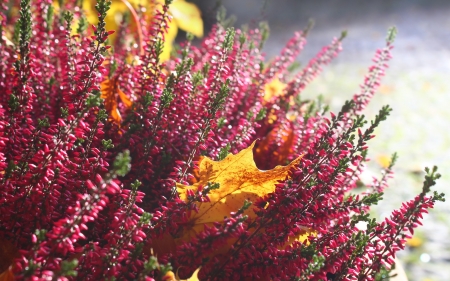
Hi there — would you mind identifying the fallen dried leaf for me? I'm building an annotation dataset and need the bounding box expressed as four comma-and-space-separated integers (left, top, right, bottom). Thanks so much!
176, 141, 302, 239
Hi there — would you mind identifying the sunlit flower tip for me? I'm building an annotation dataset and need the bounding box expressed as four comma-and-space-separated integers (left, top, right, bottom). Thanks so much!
86, 180, 96, 190
385, 218, 397, 228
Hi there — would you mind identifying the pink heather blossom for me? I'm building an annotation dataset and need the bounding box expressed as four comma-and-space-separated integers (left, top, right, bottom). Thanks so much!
0, 0, 444, 280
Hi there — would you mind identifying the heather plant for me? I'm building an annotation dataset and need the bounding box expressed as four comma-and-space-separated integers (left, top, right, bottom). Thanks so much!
0, 0, 446, 280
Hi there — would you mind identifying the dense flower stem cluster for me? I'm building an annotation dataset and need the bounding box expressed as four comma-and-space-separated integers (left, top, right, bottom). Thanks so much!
0, 0, 445, 280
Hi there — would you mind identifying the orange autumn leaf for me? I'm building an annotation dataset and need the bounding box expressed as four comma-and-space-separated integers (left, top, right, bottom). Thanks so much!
176, 141, 303, 239
254, 122, 295, 169
188, 155, 205, 185
100, 77, 132, 124
0, 268, 13, 281
0, 238, 17, 281
0, 269, 14, 281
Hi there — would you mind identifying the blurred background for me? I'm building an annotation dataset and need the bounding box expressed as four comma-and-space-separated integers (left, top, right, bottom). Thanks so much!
189, 0, 450, 280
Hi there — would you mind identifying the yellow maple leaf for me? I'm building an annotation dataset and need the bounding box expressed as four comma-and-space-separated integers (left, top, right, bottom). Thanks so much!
170, 0, 203, 38
150, 144, 312, 271
176, 141, 303, 238
163, 267, 201, 281
75, 0, 203, 61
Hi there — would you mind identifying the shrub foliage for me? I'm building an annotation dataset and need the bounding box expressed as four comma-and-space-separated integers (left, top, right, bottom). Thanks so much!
0, 0, 445, 280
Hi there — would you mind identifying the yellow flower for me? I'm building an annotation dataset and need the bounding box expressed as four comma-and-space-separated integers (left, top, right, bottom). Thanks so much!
406, 235, 424, 248
69, 0, 203, 61
375, 154, 391, 169
263, 77, 286, 103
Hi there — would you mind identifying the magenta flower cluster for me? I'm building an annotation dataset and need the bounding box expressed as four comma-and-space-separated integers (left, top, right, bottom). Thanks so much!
0, 0, 444, 280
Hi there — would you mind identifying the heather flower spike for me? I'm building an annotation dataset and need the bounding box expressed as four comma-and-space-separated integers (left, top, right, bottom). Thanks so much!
0, 0, 444, 279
